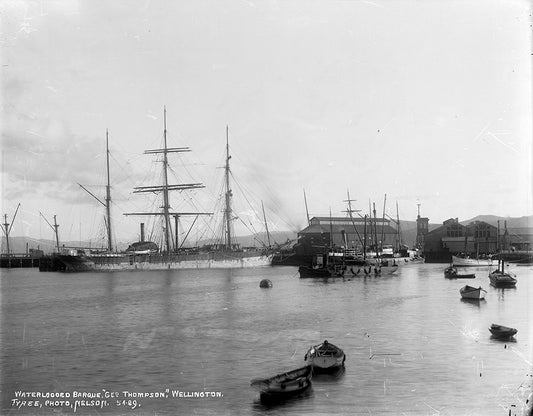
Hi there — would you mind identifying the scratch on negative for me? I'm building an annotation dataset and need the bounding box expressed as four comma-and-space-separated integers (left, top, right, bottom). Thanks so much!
423, 402, 440, 415
509, 347, 533, 366
486, 131, 518, 153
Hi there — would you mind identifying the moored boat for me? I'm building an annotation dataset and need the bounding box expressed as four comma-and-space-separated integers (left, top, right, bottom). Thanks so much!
298, 253, 346, 278
41, 248, 272, 272
40, 115, 273, 272
304, 340, 345, 373
366, 258, 399, 274
444, 266, 476, 279
489, 324, 517, 339
459, 285, 486, 300
452, 255, 493, 267
488, 258, 517, 288
298, 264, 334, 278
488, 268, 517, 288
250, 365, 312, 402
487, 222, 517, 288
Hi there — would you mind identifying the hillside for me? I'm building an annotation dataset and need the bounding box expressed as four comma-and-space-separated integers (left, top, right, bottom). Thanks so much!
461, 215, 532, 228
1, 231, 297, 255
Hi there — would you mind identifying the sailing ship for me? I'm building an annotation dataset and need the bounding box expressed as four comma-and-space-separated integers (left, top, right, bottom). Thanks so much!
40, 111, 272, 272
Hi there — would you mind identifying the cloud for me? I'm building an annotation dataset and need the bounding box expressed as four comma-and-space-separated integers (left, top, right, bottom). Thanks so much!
1, 110, 106, 204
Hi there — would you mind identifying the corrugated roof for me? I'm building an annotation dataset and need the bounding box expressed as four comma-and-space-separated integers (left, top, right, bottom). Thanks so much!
299, 223, 397, 235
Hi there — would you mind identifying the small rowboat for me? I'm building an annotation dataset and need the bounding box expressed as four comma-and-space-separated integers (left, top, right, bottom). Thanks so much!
444, 266, 475, 279
489, 324, 517, 339
459, 285, 487, 300
250, 365, 312, 402
304, 340, 345, 373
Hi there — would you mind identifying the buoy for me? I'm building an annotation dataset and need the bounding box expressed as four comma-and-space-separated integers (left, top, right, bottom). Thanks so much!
259, 279, 273, 288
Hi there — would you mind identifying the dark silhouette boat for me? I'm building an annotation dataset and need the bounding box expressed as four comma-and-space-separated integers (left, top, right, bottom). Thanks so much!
444, 266, 475, 279
251, 365, 312, 403
489, 324, 517, 339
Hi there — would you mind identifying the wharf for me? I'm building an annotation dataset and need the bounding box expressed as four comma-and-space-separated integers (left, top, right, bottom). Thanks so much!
0, 254, 41, 268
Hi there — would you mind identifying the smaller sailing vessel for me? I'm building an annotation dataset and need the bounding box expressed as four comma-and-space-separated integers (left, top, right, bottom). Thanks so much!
488, 263, 517, 288
489, 221, 517, 288
250, 366, 312, 403
459, 285, 487, 300
489, 324, 517, 339
452, 255, 493, 267
304, 340, 345, 373
452, 232, 493, 266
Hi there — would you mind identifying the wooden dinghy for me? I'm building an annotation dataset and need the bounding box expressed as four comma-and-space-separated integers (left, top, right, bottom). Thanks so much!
304, 340, 345, 373
489, 324, 517, 339
250, 365, 312, 402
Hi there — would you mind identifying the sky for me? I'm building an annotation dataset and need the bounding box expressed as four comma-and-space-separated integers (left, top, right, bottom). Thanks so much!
1, 0, 532, 249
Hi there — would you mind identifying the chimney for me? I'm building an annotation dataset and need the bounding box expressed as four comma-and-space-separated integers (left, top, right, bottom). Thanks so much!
140, 223, 145, 242
341, 229, 347, 247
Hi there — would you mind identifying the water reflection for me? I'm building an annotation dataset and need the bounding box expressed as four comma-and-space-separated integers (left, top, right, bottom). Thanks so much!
494, 286, 518, 301
489, 335, 517, 343
251, 386, 314, 411
460, 298, 486, 308
312, 366, 346, 383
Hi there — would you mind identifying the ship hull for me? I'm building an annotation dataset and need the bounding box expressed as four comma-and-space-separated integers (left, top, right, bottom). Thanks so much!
452, 255, 493, 267
40, 252, 273, 272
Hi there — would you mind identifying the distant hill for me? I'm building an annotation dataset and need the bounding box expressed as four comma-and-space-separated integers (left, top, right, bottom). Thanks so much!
0, 236, 115, 255
1, 231, 298, 255
461, 215, 532, 228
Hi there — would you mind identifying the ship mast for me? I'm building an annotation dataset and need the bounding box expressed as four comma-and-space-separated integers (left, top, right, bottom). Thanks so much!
2, 203, 20, 256
105, 129, 113, 252
224, 125, 233, 250
303, 189, 310, 226
125, 107, 206, 254
39, 211, 60, 252
344, 189, 363, 248
78, 130, 113, 251
261, 200, 271, 248
162, 107, 172, 253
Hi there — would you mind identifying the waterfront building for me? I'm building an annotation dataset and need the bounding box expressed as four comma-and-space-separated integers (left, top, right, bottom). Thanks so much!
423, 218, 532, 263
416, 214, 429, 249
295, 216, 400, 257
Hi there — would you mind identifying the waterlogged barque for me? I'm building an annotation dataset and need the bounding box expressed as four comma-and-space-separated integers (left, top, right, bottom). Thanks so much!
39, 115, 273, 272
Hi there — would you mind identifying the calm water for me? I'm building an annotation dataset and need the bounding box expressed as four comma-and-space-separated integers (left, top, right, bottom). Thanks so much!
1, 263, 532, 415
